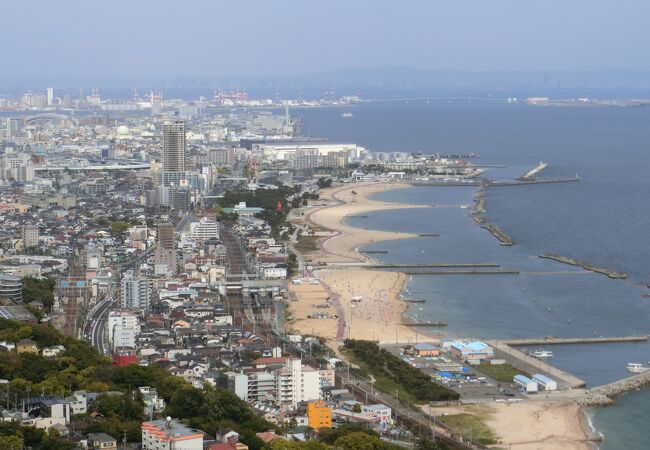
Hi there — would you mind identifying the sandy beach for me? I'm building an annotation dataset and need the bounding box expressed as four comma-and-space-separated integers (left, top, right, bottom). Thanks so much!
426, 401, 593, 450
486, 401, 593, 450
305, 182, 425, 264
288, 182, 423, 344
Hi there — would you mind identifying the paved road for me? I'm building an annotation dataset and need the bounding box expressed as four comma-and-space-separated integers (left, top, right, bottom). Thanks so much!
86, 245, 157, 355
90, 298, 115, 355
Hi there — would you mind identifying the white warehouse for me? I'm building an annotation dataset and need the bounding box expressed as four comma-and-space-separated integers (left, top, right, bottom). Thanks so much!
532, 373, 558, 391
513, 374, 538, 393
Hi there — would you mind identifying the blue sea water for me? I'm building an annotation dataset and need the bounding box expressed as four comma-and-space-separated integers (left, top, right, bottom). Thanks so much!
299, 101, 650, 449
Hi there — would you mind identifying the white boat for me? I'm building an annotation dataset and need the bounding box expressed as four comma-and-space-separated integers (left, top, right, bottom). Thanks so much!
627, 363, 649, 374
531, 349, 554, 359
341, 112, 353, 118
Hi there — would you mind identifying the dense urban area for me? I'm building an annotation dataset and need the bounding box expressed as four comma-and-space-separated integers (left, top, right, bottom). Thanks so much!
0, 88, 600, 450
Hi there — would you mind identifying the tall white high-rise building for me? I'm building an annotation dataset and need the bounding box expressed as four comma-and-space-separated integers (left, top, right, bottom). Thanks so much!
47, 88, 54, 106
108, 310, 140, 351
189, 218, 219, 244
162, 120, 186, 172
121, 271, 151, 313
275, 358, 320, 406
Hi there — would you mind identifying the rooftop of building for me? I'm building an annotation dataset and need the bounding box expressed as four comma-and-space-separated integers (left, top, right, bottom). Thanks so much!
142, 419, 204, 440
451, 341, 491, 351
87, 432, 117, 443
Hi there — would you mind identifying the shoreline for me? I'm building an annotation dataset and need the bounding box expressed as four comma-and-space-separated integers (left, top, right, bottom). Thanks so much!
305, 181, 425, 264
289, 181, 427, 345
289, 180, 597, 449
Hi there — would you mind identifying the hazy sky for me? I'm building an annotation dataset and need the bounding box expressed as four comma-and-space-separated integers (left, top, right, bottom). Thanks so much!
3, 0, 649, 80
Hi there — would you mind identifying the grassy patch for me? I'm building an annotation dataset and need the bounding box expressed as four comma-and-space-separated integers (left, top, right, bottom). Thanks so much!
340, 341, 458, 405
438, 411, 498, 445
475, 363, 525, 383
340, 347, 419, 406
295, 235, 320, 253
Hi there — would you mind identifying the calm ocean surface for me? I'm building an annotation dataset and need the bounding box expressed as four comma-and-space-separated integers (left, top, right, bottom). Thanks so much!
300, 102, 650, 449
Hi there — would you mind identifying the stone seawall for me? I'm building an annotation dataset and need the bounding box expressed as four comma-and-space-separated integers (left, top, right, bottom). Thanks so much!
577, 370, 650, 406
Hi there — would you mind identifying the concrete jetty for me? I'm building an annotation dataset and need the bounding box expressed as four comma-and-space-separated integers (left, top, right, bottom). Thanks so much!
368, 263, 501, 269
488, 177, 580, 186
501, 335, 648, 346
404, 269, 519, 275
486, 340, 587, 388
519, 161, 549, 180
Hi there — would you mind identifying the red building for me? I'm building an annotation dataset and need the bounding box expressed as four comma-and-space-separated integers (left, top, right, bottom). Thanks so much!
112, 352, 137, 367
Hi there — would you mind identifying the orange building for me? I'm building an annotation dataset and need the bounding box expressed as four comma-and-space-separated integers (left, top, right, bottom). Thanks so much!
307, 401, 332, 430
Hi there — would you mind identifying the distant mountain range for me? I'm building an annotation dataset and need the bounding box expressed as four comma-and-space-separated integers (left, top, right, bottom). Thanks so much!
4, 66, 650, 93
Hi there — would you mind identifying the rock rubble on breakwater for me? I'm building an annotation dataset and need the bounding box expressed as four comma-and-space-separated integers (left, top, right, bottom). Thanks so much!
577, 370, 650, 406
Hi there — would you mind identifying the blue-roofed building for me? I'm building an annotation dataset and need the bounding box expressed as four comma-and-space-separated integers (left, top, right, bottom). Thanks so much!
449, 341, 494, 361
514, 374, 538, 393
532, 373, 558, 391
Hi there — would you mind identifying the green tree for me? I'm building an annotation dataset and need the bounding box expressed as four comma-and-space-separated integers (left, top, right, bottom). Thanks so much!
22, 277, 56, 311
317, 178, 332, 189
166, 386, 205, 418
334, 432, 377, 450
318, 424, 378, 445
94, 392, 144, 421
14, 326, 33, 341
0, 435, 22, 450
343, 340, 458, 402
265, 440, 328, 450
110, 221, 130, 235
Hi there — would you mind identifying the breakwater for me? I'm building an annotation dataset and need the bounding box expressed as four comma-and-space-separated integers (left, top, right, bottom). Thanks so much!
481, 223, 514, 245
505, 335, 647, 346
578, 371, 650, 406
369, 263, 501, 268
404, 269, 519, 275
488, 177, 580, 186
539, 254, 627, 279
472, 189, 486, 214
